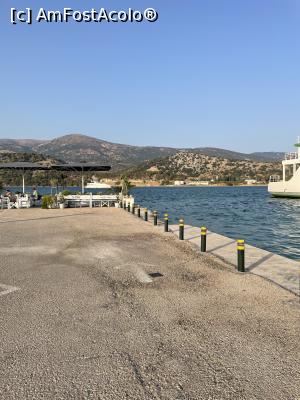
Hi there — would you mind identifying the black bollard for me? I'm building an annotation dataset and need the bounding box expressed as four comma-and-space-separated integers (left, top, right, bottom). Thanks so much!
153, 211, 158, 226
127, 203, 131, 212
132, 205, 135, 215
201, 227, 207, 252
237, 240, 245, 272
179, 219, 184, 240
164, 213, 169, 232
137, 206, 141, 218
144, 208, 148, 221
120, 201, 123, 209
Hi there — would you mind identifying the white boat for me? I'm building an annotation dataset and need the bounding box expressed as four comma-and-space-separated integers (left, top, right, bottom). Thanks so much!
268, 139, 300, 198
85, 178, 111, 189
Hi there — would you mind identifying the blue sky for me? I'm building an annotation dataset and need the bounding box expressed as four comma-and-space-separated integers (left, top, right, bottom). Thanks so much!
0, 0, 299, 152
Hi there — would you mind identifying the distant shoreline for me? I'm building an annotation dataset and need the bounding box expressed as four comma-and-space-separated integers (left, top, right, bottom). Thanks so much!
132, 184, 268, 188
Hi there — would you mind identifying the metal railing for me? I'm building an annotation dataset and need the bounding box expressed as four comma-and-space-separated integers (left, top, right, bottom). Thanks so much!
269, 175, 281, 182
285, 152, 299, 160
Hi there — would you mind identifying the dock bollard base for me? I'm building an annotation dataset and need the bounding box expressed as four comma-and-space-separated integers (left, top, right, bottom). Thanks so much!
201, 227, 207, 252
179, 219, 184, 240
237, 240, 245, 272
164, 213, 169, 232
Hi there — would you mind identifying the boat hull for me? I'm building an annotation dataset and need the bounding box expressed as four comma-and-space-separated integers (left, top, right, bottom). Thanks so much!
270, 192, 300, 198
268, 142, 300, 198
85, 184, 111, 189
268, 177, 300, 198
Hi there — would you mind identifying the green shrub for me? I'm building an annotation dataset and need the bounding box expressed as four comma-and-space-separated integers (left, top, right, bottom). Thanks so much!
41, 195, 54, 209
61, 190, 72, 196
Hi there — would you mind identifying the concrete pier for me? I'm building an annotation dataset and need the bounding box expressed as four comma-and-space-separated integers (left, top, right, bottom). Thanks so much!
169, 224, 300, 295
0, 208, 299, 399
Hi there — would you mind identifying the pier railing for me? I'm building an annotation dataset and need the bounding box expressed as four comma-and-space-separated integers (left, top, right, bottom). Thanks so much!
269, 175, 281, 182
285, 152, 298, 160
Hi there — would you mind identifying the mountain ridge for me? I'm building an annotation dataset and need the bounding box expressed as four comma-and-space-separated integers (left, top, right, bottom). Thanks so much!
0, 134, 284, 168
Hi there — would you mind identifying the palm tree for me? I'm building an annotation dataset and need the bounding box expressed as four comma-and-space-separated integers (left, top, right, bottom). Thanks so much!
121, 175, 131, 196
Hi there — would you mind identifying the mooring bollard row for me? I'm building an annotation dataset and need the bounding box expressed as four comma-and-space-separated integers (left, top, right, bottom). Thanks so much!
179, 218, 184, 240
237, 239, 245, 272
144, 208, 148, 221
164, 213, 169, 232
201, 226, 207, 252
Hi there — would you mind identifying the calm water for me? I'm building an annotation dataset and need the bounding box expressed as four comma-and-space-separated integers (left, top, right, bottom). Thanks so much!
132, 186, 300, 260
3, 185, 300, 260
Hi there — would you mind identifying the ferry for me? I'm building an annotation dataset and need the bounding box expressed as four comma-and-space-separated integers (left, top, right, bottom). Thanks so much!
268, 140, 300, 198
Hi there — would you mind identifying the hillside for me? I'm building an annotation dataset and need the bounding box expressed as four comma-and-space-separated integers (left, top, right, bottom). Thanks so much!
29, 134, 176, 168
0, 152, 62, 187
191, 147, 284, 162
120, 151, 282, 183
250, 152, 285, 162
0, 139, 47, 153
0, 149, 283, 186
0, 151, 59, 165
0, 134, 284, 168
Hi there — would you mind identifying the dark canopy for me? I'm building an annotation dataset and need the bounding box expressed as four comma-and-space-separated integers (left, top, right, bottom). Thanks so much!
0, 162, 111, 172
0, 162, 48, 170
0, 162, 111, 194
51, 163, 111, 172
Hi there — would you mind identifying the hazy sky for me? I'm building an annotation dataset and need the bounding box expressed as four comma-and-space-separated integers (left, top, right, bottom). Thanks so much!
0, 0, 299, 152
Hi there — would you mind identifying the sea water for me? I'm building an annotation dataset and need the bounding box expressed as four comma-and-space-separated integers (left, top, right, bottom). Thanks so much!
132, 186, 300, 261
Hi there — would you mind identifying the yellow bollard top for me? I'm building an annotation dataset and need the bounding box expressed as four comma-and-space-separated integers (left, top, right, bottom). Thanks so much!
237, 239, 245, 250
179, 218, 184, 225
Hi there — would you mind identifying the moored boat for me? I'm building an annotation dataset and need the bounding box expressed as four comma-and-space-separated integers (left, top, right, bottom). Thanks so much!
268, 139, 300, 198
85, 178, 111, 189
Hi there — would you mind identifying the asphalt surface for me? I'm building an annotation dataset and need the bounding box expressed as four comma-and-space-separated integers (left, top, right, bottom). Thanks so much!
0, 208, 299, 400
